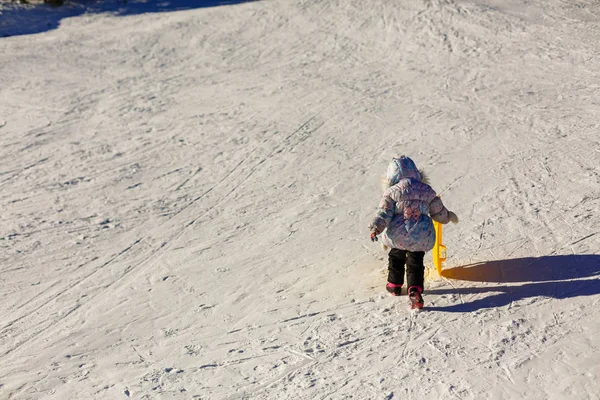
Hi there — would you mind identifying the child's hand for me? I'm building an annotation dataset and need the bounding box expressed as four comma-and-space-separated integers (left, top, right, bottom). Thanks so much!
448, 211, 459, 224
370, 231, 378, 242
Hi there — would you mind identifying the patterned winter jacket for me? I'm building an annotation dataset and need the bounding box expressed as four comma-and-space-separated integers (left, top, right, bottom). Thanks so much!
368, 156, 451, 252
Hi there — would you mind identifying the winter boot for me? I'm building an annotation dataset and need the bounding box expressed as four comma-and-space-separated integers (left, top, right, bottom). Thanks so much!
408, 286, 424, 309
386, 283, 403, 296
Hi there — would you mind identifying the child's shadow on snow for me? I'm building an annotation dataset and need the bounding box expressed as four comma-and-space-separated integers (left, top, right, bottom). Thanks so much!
427, 254, 600, 313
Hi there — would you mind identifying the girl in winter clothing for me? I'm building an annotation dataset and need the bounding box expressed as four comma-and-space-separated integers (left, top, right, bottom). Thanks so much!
369, 156, 458, 308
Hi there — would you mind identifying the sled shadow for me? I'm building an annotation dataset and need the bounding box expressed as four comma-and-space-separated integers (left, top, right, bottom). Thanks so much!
1, 0, 257, 38
427, 254, 600, 313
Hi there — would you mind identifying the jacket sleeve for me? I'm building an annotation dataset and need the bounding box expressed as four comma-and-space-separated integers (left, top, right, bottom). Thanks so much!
368, 191, 396, 234
429, 196, 450, 224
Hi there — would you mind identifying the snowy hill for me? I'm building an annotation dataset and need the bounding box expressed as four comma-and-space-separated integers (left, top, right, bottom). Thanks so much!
1, 0, 599, 399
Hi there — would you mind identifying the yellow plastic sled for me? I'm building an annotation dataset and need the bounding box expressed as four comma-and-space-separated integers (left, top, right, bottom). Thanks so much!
433, 220, 447, 276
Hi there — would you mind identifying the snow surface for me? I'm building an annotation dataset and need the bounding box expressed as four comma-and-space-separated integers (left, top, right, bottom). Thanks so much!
1, 0, 600, 399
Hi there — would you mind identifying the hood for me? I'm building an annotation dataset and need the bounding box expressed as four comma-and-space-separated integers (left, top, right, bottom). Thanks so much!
386, 156, 422, 186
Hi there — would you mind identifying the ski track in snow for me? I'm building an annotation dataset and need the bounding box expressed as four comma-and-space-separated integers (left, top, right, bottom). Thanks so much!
1, 0, 600, 399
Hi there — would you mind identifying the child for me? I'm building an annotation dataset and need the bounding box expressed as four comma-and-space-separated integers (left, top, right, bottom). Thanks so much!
369, 156, 458, 309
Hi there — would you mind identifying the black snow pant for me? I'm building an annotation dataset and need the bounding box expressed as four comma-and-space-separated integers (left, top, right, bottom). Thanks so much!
387, 249, 425, 291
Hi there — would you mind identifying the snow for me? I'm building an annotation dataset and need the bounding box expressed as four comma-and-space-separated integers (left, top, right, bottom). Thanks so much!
1, 0, 599, 399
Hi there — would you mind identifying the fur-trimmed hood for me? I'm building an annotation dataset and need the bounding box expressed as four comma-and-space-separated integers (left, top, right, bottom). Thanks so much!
382, 156, 429, 190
